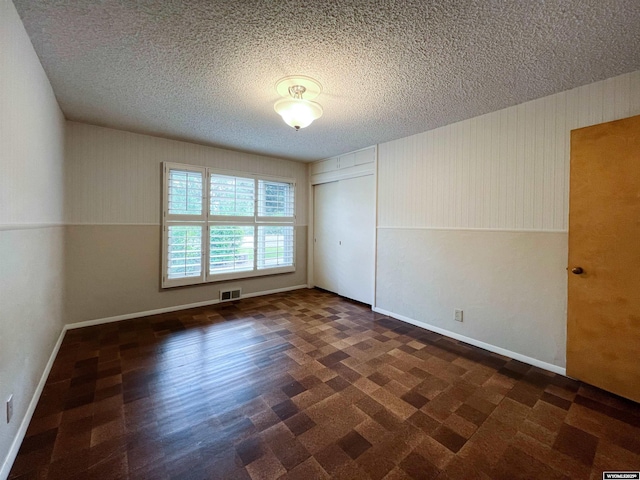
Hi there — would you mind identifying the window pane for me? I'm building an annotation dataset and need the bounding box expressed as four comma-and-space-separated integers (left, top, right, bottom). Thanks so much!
258, 180, 294, 217
168, 169, 203, 215
210, 175, 255, 216
257, 226, 294, 269
210, 226, 254, 274
167, 225, 202, 279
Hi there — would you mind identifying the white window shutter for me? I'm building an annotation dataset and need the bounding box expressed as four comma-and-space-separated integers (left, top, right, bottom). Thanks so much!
162, 163, 296, 288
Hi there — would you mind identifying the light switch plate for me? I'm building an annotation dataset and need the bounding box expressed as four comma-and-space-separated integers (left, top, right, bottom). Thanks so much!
6, 394, 13, 423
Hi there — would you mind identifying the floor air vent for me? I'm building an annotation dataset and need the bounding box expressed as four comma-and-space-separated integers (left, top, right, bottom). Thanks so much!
220, 288, 241, 302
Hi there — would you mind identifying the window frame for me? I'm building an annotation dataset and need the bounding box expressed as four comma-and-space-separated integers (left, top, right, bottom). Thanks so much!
162, 162, 296, 288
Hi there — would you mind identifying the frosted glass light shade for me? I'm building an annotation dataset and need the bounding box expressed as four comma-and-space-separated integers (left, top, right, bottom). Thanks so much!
274, 98, 323, 130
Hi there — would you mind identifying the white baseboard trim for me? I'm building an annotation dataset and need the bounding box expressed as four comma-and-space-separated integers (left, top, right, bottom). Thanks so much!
67, 284, 309, 330
372, 307, 566, 376
240, 284, 308, 300
0, 327, 67, 480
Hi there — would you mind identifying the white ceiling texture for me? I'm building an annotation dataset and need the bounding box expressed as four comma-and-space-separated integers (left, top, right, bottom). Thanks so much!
13, 0, 640, 161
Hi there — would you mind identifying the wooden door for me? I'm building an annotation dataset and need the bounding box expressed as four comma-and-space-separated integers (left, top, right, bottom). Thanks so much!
567, 114, 640, 402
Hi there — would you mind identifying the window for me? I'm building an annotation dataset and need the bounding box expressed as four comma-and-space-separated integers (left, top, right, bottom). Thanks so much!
162, 163, 295, 287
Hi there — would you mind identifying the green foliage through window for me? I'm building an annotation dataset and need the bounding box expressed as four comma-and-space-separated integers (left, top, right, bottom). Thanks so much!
210, 226, 254, 273
167, 225, 202, 279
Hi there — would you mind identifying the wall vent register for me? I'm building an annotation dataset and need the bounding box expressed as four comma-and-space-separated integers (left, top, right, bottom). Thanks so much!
220, 288, 241, 302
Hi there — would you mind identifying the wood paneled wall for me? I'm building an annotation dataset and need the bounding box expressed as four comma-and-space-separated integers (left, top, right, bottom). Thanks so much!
378, 70, 640, 231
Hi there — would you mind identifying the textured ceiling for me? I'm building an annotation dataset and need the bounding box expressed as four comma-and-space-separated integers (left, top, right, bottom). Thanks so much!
13, 0, 640, 162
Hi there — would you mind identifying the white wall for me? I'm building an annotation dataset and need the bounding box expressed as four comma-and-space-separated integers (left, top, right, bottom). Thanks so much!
376, 70, 640, 370
0, 1, 66, 476
63, 122, 309, 324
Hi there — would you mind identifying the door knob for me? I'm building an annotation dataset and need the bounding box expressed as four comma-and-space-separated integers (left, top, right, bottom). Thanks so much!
571, 267, 584, 275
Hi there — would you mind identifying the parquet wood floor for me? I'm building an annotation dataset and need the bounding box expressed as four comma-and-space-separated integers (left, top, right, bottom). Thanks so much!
8, 288, 640, 479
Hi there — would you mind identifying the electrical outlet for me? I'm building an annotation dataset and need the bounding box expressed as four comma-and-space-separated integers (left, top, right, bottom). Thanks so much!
454, 309, 463, 322
6, 394, 13, 423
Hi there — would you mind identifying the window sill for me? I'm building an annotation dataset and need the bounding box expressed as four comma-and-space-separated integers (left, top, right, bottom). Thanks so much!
162, 265, 295, 289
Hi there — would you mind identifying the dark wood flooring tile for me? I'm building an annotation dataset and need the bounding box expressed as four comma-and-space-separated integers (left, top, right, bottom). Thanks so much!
456, 403, 488, 427
8, 429, 57, 478
283, 457, 331, 480
313, 444, 353, 475
372, 409, 404, 432
272, 399, 299, 421
355, 396, 385, 417
331, 362, 361, 382
326, 375, 351, 392
8, 289, 640, 480
357, 447, 397, 480
16, 429, 58, 457
575, 394, 640, 428
368, 371, 391, 387
236, 436, 265, 466
407, 410, 440, 434
402, 390, 429, 409
552, 423, 599, 465
270, 437, 311, 471
431, 425, 468, 453
45, 448, 94, 480
284, 412, 316, 437
496, 445, 571, 480
337, 430, 373, 460
281, 380, 306, 398
400, 451, 441, 480
540, 391, 572, 411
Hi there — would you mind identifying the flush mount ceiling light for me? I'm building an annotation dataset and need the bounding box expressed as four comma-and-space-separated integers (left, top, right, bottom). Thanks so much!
274, 76, 323, 131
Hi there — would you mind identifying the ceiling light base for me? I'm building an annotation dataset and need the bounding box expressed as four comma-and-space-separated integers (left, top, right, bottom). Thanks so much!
275, 76, 322, 100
